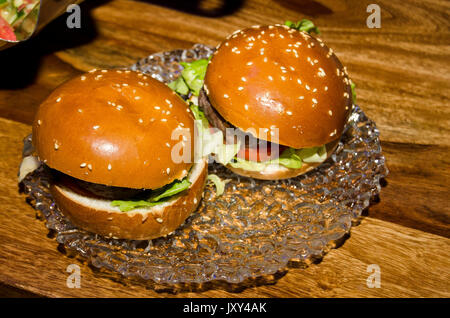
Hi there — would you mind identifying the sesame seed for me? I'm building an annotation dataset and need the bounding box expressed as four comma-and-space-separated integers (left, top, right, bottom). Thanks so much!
101, 70, 107, 73
325, 86, 328, 91
194, 198, 198, 204
166, 142, 170, 147
54, 142, 59, 150
116, 105, 123, 110
80, 76, 86, 81
298, 96, 304, 100
135, 96, 141, 100
87, 164, 92, 171
297, 79, 302, 85
108, 164, 112, 170
156, 218, 163, 223
80, 163, 87, 168
238, 86, 244, 91
244, 104, 249, 110
241, 77, 247, 82
247, 61, 253, 66
95, 75, 102, 80
329, 110, 333, 116
312, 98, 318, 104
166, 168, 170, 174
138, 118, 143, 123
154, 106, 160, 110
268, 76, 273, 81
37, 120, 41, 125
161, 118, 167, 122
56, 97, 61, 103
286, 111, 292, 115
305, 84, 310, 90
224, 94, 229, 98
89, 69, 97, 73
318, 68, 326, 77
313, 88, 317, 93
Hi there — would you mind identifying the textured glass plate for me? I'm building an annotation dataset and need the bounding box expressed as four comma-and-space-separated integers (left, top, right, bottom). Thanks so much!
20, 44, 388, 285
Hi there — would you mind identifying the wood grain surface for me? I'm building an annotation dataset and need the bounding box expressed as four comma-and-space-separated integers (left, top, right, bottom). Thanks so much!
0, 0, 449, 298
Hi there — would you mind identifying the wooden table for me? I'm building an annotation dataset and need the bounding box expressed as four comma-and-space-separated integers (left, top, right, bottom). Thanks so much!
0, 0, 448, 298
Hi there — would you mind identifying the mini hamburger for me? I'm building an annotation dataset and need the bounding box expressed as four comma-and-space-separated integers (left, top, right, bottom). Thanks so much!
31, 70, 207, 240
198, 23, 353, 180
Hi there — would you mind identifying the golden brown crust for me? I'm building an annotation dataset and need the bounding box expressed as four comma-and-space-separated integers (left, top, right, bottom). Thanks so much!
204, 25, 352, 149
33, 69, 195, 189
226, 139, 339, 180
50, 159, 208, 240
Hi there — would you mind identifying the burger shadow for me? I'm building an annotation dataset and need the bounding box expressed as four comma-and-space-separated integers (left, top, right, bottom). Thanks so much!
137, 0, 245, 18
0, 0, 107, 89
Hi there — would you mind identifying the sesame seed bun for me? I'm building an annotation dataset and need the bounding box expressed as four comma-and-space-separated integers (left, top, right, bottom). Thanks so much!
203, 24, 353, 149
50, 158, 207, 240
32, 69, 195, 189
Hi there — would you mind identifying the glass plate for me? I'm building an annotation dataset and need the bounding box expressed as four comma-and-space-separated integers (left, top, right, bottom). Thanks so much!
20, 44, 388, 285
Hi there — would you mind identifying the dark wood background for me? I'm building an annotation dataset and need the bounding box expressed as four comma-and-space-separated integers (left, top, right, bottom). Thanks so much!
0, 0, 448, 297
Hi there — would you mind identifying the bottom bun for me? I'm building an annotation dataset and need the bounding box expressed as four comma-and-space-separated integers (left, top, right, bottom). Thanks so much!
226, 139, 339, 180
50, 158, 207, 240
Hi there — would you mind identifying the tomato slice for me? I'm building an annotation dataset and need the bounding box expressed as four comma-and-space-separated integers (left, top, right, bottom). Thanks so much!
0, 16, 16, 41
237, 142, 287, 162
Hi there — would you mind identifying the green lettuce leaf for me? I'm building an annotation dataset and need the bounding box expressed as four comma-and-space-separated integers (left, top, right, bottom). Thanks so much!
149, 178, 191, 202
110, 200, 161, 212
207, 174, 228, 196
111, 178, 191, 212
229, 147, 302, 171
350, 80, 356, 103
167, 77, 189, 95
229, 145, 328, 171
180, 59, 209, 96
190, 103, 241, 165
285, 19, 320, 34
168, 57, 210, 96
297, 145, 327, 163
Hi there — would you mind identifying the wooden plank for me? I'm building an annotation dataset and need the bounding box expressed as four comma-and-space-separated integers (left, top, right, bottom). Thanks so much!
0, 118, 448, 297
0, 0, 449, 297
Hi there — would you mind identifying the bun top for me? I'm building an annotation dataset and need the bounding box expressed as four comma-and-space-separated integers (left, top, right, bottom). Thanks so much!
204, 24, 353, 148
33, 69, 195, 189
